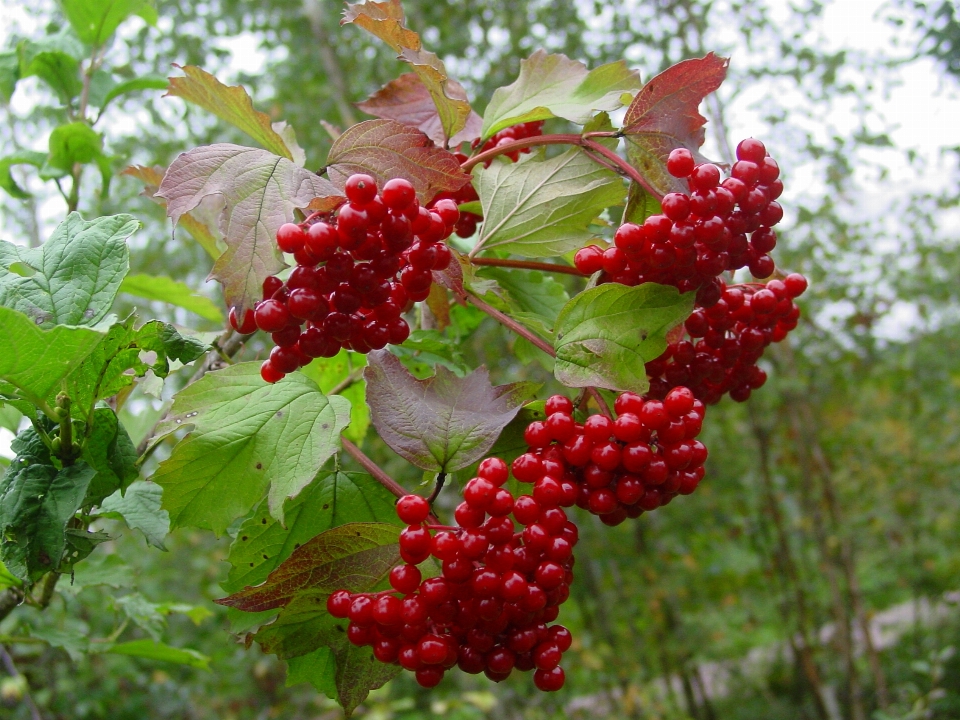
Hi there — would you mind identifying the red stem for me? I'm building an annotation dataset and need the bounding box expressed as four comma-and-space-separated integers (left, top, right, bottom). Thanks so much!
466, 292, 555, 358
469, 257, 586, 277
340, 438, 408, 499
586, 387, 614, 419
460, 133, 664, 202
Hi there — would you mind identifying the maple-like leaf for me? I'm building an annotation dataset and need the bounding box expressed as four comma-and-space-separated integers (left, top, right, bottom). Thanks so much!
621, 53, 728, 196
363, 349, 534, 473
325, 120, 469, 203
165, 65, 302, 162
342, 0, 472, 142
356, 73, 482, 148
157, 144, 342, 315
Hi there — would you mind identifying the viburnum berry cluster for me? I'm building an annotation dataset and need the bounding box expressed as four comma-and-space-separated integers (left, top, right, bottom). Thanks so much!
515, 390, 707, 526
327, 458, 576, 691
646, 274, 808, 404
574, 138, 784, 306
227, 173, 458, 383
434, 121, 546, 239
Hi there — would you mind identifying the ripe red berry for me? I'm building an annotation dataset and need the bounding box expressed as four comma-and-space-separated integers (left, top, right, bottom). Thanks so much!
344, 173, 378, 204
382, 178, 416, 210
666, 148, 695, 178
276, 223, 306, 253
396, 494, 430, 524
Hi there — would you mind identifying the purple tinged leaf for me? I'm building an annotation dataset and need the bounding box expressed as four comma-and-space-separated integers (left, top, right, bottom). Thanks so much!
363, 349, 535, 472
157, 144, 342, 315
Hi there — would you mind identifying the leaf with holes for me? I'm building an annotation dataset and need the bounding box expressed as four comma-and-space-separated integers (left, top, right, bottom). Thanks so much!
0, 212, 136, 328
165, 65, 301, 161
343, 0, 472, 142
622, 53, 728, 196
150, 363, 351, 534
363, 349, 533, 473
80, 405, 139, 507
157, 144, 342, 315
325, 120, 469, 203
481, 50, 641, 140
554, 283, 694, 394
472, 148, 623, 258
357, 73, 481, 148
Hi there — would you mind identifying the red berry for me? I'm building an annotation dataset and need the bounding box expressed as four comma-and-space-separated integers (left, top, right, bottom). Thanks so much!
666, 148, 695, 178
382, 178, 416, 210
534, 666, 565, 691
344, 173, 378, 204
276, 222, 306, 253
396, 495, 430, 524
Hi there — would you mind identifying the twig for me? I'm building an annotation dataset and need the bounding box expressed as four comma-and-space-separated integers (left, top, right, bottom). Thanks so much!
468, 257, 586, 277
339, 438, 408, 499
465, 292, 555, 357
328, 368, 363, 396
585, 387, 613, 419
427, 473, 446, 504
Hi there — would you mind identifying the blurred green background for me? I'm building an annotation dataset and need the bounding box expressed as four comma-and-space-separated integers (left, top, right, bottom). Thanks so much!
1, 0, 959, 718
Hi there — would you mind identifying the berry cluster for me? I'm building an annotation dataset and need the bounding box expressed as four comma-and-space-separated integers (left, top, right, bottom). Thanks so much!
328, 458, 576, 692
227, 174, 458, 383
646, 274, 807, 404
435, 121, 546, 239
514, 392, 707, 526
574, 138, 784, 298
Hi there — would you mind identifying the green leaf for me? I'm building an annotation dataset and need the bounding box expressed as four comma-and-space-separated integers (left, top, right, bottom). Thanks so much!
134, 320, 210, 369
0, 404, 21, 433
157, 144, 342, 316
0, 212, 136, 328
44, 122, 103, 177
0, 458, 96, 581
219, 522, 400, 613
151, 363, 351, 534
363, 349, 533, 473
474, 267, 569, 338
60, 528, 111, 573
223, 471, 401, 597
0, 151, 46, 199
120, 273, 224, 322
0, 559, 22, 591
481, 50, 641, 140
165, 66, 299, 161
299, 351, 369, 444
100, 481, 169, 549
80, 405, 139, 507
343, 0, 473, 142
0, 306, 106, 412
31, 624, 89, 661
0, 50, 20, 102
326, 119, 470, 204
67, 553, 134, 589
553, 283, 694, 394
472, 148, 624, 258
106, 640, 210, 670
285, 648, 337, 697
97, 74, 168, 112
622, 180, 662, 225
17, 30, 84, 103
59, 0, 157, 46
115, 593, 165, 640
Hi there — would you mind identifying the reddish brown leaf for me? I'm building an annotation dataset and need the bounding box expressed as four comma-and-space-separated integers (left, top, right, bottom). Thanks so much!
356, 73, 481, 148
342, 1, 473, 141
325, 119, 469, 203
622, 53, 729, 196
216, 522, 400, 613
432, 247, 465, 297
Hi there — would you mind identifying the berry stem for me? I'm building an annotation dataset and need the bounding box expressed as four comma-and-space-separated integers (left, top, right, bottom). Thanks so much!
585, 387, 614, 419
465, 292, 556, 357
460, 133, 663, 201
469, 257, 586, 277
427, 472, 446, 504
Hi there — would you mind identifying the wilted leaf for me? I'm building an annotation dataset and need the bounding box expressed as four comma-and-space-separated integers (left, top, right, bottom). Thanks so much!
157, 144, 342, 315
165, 65, 299, 161
364, 349, 533, 472
326, 120, 469, 203
150, 363, 351, 534
554, 283, 694, 393
472, 148, 623, 258
343, 0, 472, 141
357, 72, 482, 147
622, 53, 728, 196
481, 50, 641, 140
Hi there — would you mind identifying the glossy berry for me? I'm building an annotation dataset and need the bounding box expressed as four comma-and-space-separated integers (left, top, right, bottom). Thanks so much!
396, 494, 430, 524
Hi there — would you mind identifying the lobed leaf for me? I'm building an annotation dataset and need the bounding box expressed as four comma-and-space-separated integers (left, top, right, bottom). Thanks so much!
150, 363, 351, 534
165, 65, 299, 161
0, 212, 136, 328
157, 144, 342, 315
325, 119, 469, 203
363, 349, 533, 472
357, 72, 482, 148
299, 351, 370, 444
16, 29, 84, 103
472, 148, 624, 258
481, 50, 641, 140
553, 283, 695, 394
622, 53, 729, 196
343, 0, 472, 142
80, 405, 139, 507
100, 481, 169, 550
59, 0, 157, 46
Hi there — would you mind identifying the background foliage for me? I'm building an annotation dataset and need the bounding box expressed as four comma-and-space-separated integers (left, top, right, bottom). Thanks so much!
0, 0, 958, 718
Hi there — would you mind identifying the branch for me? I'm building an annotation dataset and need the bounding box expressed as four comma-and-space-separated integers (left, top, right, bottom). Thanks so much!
468, 257, 586, 277
465, 292, 555, 357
